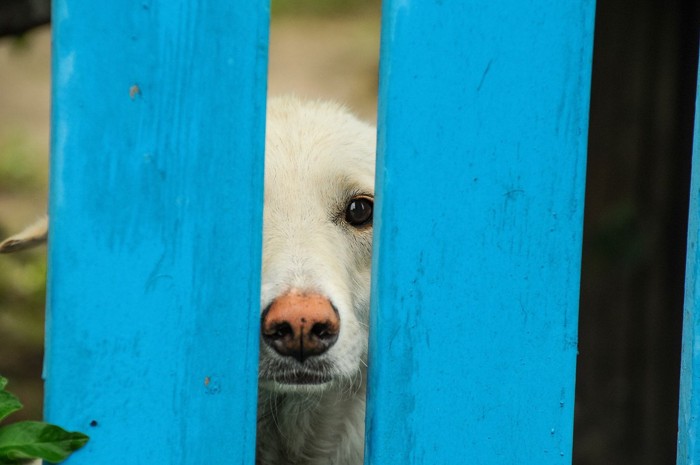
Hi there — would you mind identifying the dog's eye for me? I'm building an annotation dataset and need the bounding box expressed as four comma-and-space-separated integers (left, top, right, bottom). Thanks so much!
345, 196, 373, 227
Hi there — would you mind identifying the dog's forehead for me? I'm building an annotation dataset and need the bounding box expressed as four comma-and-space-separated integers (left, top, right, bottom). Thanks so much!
264, 97, 376, 201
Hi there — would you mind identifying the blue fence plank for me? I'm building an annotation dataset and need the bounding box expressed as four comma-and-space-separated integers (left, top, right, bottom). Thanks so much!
45, 1, 269, 463
366, 2, 595, 464
677, 58, 700, 465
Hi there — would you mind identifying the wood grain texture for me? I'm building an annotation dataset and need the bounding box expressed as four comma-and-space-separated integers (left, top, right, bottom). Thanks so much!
366, 1, 595, 464
45, 1, 269, 463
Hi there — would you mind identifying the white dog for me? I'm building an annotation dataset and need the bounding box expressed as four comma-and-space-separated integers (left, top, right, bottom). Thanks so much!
1, 96, 376, 465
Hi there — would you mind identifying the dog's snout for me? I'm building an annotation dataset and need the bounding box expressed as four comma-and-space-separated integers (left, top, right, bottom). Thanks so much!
261, 293, 340, 363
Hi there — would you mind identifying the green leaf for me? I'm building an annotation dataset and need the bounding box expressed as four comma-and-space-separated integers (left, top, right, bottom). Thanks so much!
0, 421, 89, 463
0, 377, 7, 391
0, 391, 23, 423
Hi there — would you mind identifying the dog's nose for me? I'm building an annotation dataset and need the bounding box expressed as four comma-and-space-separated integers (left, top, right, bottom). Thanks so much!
261, 292, 340, 363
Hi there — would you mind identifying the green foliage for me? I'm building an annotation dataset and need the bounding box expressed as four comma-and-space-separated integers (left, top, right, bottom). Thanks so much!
0, 377, 88, 464
0, 391, 22, 423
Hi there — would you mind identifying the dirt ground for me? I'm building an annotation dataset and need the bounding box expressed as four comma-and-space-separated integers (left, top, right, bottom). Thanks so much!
0, 12, 380, 420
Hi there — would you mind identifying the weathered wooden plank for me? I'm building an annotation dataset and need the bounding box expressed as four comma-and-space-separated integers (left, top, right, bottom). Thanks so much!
677, 59, 700, 465
367, 1, 595, 464
45, 1, 269, 463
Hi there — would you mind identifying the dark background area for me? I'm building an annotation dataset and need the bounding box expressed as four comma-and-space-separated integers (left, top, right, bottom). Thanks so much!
0, 1, 699, 464
576, 0, 699, 464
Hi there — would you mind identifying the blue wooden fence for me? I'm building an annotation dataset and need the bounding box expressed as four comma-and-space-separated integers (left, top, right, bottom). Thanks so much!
42, 1, 700, 465
367, 1, 594, 464
46, 1, 268, 463
677, 59, 700, 465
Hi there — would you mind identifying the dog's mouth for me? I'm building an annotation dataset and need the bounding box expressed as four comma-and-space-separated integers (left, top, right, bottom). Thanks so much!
272, 370, 332, 385
258, 357, 335, 388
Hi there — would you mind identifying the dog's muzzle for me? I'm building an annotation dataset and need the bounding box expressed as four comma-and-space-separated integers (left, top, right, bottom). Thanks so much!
261, 292, 340, 384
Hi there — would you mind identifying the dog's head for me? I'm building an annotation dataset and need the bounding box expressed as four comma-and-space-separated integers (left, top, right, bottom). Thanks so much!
259, 97, 375, 393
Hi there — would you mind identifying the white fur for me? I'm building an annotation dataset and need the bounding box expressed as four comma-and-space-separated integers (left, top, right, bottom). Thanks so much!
256, 97, 375, 465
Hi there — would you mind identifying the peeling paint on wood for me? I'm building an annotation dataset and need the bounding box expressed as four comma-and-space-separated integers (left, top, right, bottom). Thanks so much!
366, 1, 595, 464
44, 1, 269, 463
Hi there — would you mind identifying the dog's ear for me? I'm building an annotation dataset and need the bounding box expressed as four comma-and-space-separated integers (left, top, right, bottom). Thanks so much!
0, 216, 48, 253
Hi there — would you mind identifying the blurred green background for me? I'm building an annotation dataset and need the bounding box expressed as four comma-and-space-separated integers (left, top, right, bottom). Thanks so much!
0, 23, 51, 423
0, 1, 698, 465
